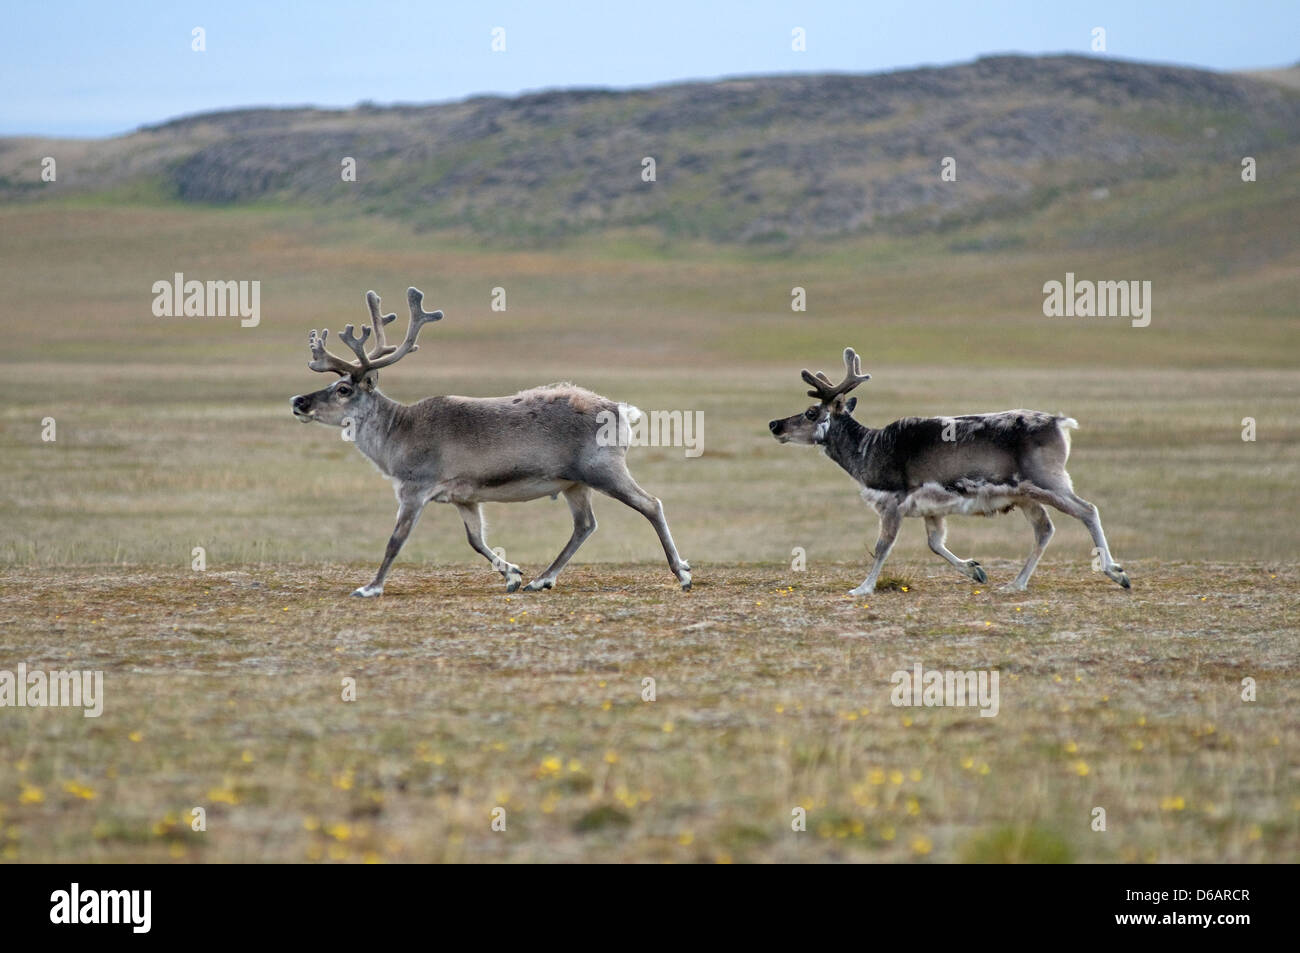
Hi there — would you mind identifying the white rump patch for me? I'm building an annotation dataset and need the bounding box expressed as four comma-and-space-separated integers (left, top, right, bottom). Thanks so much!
1058, 416, 1078, 451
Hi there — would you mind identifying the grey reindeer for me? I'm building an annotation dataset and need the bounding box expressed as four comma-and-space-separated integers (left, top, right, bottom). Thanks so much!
290, 287, 691, 597
768, 348, 1130, 595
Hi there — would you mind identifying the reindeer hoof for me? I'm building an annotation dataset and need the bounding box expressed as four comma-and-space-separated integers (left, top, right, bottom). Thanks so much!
505, 574, 522, 594
523, 578, 554, 592
968, 562, 988, 584
1104, 565, 1130, 589
679, 572, 692, 592
352, 585, 382, 598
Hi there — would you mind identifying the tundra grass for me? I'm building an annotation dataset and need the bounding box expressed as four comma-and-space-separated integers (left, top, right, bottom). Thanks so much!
0, 561, 1294, 863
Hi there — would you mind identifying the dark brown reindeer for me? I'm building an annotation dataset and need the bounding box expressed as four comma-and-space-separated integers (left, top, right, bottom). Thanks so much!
769, 348, 1130, 595
290, 287, 691, 596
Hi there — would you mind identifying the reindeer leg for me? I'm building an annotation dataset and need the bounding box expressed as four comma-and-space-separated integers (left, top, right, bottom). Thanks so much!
354, 493, 427, 597
924, 515, 987, 583
588, 463, 691, 590
1006, 502, 1054, 591
456, 503, 523, 593
524, 485, 596, 591
851, 504, 901, 595
1025, 484, 1129, 589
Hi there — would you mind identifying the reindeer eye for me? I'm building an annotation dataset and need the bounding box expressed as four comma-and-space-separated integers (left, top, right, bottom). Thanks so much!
337, 385, 352, 397
805, 409, 818, 420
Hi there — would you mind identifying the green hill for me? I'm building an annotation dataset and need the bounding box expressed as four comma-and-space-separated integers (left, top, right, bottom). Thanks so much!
3, 54, 1297, 242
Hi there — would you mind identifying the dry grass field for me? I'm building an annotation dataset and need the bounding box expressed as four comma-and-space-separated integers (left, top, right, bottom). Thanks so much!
0, 176, 1296, 862
0, 562, 1294, 863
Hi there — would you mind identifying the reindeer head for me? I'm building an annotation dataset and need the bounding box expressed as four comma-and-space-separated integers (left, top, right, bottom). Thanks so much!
290, 287, 442, 427
768, 347, 870, 444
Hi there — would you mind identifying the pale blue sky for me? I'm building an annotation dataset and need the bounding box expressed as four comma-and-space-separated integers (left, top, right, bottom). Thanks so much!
2, 1, 1295, 137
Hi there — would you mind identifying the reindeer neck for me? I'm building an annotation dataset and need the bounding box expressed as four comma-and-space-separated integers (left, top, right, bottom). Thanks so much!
821, 414, 872, 479
352, 390, 410, 470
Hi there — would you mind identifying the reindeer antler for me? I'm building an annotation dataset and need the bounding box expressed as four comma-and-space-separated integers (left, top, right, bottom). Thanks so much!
365, 290, 398, 361
361, 288, 442, 372
801, 347, 871, 402
308, 329, 358, 376
307, 287, 443, 378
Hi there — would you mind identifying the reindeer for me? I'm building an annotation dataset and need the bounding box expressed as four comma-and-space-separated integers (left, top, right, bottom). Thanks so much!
768, 348, 1130, 595
290, 287, 691, 597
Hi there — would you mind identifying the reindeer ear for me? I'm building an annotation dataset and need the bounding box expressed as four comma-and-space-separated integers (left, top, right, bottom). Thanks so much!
359, 372, 377, 390
844, 397, 857, 415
